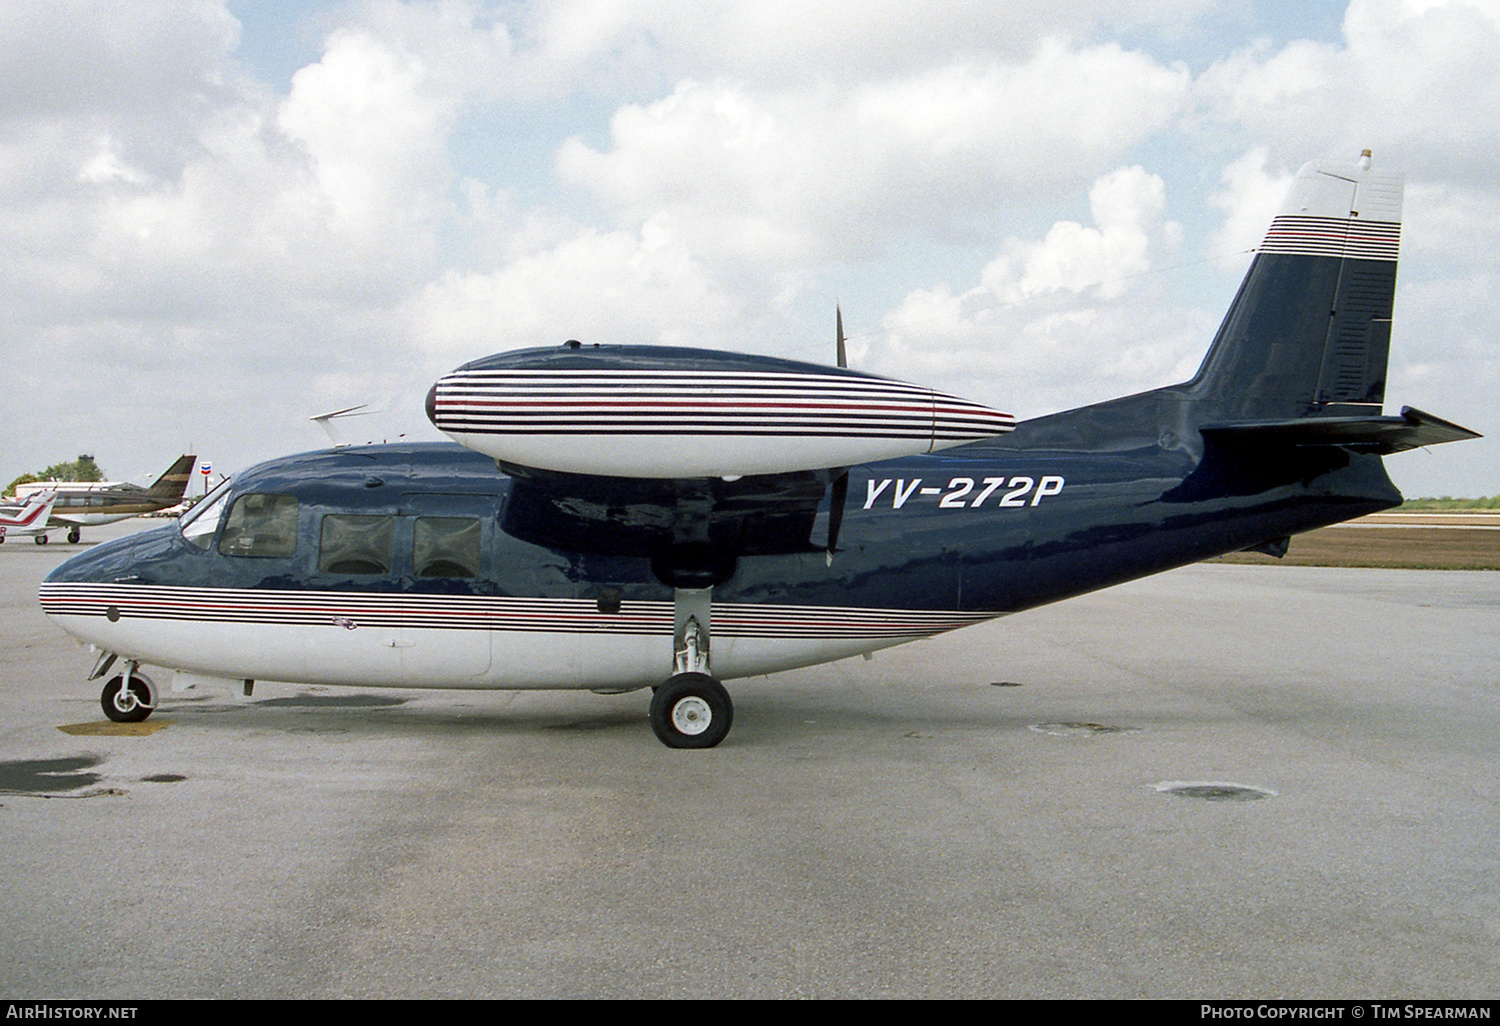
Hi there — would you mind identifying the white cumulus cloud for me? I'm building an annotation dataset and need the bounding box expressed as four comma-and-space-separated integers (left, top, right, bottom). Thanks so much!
555, 43, 1191, 277
869, 166, 1203, 415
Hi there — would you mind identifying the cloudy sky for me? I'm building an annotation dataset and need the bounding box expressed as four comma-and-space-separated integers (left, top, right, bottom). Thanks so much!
3, 0, 1495, 497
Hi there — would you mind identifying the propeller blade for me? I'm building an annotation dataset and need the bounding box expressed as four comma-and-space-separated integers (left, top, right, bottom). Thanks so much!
829, 308, 850, 561
826, 470, 848, 563
836, 306, 847, 369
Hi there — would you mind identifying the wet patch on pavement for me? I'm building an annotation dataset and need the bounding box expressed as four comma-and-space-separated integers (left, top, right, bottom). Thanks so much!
0, 755, 117, 797
1154, 781, 1276, 802
546, 718, 629, 732
1029, 721, 1142, 737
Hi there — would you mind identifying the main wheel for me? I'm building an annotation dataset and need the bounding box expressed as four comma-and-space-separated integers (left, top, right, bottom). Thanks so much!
101, 675, 154, 723
649, 673, 732, 749
34, 534, 47, 545
67, 527, 80, 543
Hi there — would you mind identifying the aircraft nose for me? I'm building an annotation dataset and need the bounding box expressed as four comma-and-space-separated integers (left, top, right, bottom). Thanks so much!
425, 379, 440, 427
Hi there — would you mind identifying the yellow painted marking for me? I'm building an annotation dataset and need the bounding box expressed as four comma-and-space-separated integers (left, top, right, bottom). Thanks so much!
57, 721, 172, 737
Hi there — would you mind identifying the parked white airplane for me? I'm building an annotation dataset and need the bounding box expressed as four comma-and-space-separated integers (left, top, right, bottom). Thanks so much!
13, 455, 197, 543
0, 492, 58, 544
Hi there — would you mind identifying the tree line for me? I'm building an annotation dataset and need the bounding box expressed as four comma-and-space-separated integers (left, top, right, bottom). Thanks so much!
5, 455, 105, 496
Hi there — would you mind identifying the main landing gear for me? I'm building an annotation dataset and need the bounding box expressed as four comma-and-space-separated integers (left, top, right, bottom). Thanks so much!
650, 587, 733, 749
651, 672, 733, 749
92, 654, 157, 723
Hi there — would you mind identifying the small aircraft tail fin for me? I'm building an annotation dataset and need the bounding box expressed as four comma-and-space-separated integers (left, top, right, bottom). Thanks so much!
147, 455, 199, 501
30, 492, 57, 527
2, 490, 55, 529
1188, 151, 1404, 424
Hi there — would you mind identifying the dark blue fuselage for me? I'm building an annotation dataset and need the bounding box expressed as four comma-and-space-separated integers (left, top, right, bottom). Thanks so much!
45, 413, 1399, 620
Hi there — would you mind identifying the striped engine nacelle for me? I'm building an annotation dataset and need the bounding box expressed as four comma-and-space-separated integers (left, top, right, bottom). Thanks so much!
427, 344, 1015, 479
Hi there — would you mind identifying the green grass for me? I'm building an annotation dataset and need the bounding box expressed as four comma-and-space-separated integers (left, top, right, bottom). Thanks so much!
1398, 496, 1500, 511
1211, 523, 1500, 570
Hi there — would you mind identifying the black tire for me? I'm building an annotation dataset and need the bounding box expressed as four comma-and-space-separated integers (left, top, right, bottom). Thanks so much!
649, 672, 732, 749
67, 527, 80, 544
101, 675, 153, 723
34, 534, 47, 545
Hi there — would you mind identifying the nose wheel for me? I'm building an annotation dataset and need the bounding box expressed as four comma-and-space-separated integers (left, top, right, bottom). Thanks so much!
101, 667, 156, 723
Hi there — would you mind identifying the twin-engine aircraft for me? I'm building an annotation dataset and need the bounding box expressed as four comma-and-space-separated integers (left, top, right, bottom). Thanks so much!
40, 153, 1479, 747
14, 455, 198, 543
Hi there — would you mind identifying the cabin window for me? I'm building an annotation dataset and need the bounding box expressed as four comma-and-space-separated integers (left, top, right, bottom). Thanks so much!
318, 514, 394, 575
413, 516, 481, 578
217, 493, 299, 558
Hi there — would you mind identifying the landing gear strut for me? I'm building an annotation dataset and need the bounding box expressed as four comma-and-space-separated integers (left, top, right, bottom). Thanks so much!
650, 587, 733, 748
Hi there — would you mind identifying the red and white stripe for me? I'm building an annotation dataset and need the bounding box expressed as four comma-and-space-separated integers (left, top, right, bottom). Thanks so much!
432, 369, 1015, 477
39, 582, 995, 641
434, 369, 1013, 440
1259, 216, 1400, 261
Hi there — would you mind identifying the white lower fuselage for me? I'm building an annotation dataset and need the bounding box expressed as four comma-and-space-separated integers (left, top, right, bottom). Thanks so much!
39, 582, 996, 690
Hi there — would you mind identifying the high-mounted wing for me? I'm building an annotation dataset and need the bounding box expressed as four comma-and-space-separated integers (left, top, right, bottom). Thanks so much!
427, 342, 1016, 581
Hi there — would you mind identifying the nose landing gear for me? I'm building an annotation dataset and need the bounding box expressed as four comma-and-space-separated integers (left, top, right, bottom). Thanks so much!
98, 660, 157, 723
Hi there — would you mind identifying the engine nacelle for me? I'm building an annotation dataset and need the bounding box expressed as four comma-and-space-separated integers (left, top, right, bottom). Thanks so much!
428, 344, 1014, 478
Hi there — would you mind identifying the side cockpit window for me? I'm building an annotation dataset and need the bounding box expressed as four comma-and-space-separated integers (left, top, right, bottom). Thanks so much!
218, 493, 299, 557
319, 514, 394, 575
414, 516, 481, 579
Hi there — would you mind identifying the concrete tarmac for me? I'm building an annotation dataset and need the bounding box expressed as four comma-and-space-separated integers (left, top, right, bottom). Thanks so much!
1, 521, 1496, 998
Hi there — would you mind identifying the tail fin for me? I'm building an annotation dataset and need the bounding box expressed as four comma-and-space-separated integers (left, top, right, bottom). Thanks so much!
1188, 151, 1403, 423
2, 491, 55, 529
147, 455, 198, 500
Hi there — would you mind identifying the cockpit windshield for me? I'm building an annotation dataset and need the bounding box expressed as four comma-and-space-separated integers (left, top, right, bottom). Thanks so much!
179, 478, 233, 550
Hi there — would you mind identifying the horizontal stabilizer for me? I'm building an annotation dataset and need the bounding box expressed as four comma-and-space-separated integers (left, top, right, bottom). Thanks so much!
1200, 406, 1481, 454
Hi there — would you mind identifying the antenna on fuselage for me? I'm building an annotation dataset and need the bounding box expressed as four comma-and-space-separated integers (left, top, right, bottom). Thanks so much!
310, 404, 376, 448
